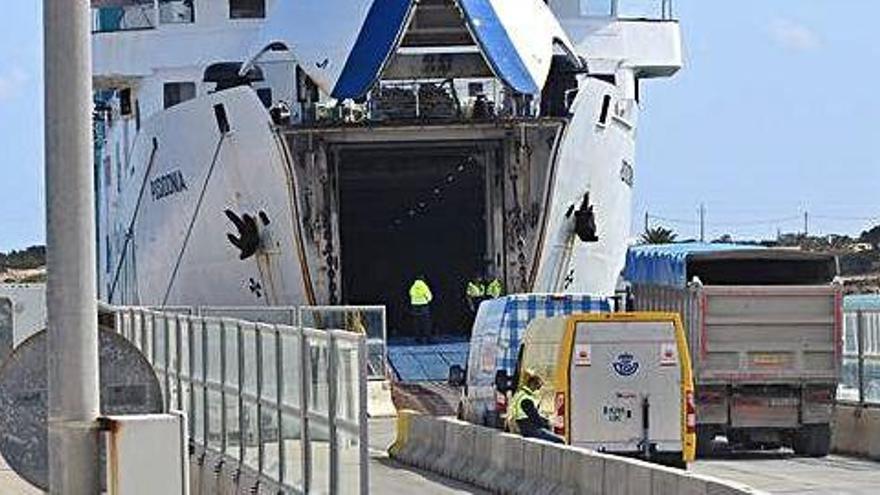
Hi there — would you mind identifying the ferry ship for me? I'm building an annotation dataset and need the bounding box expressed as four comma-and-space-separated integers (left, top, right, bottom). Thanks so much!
93, 0, 683, 334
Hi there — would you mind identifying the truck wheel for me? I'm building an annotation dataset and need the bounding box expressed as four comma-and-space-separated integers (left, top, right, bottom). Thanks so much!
696, 426, 715, 458
793, 424, 831, 457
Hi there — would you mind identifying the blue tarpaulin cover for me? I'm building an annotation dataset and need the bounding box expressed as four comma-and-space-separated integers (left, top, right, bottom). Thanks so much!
624, 243, 763, 288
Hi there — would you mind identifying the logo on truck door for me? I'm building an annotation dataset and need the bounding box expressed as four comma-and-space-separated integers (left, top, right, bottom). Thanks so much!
612, 353, 639, 377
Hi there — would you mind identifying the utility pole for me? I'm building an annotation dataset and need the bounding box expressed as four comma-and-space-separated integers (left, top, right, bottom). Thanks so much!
644, 211, 649, 233
44, 1, 101, 493
699, 203, 706, 243
804, 211, 809, 237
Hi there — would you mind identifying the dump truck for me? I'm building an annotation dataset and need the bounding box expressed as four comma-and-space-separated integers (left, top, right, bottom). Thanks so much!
623, 244, 841, 457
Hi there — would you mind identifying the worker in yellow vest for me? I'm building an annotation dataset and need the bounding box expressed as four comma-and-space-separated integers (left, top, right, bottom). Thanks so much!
486, 277, 504, 299
508, 370, 564, 444
409, 276, 433, 343
466, 277, 486, 313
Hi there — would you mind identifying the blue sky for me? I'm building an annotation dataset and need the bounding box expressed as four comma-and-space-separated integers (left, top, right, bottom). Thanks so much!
632, 1, 880, 241
0, 2, 43, 252
0, 1, 878, 251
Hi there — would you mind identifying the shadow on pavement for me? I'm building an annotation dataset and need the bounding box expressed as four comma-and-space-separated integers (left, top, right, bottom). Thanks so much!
371, 455, 489, 494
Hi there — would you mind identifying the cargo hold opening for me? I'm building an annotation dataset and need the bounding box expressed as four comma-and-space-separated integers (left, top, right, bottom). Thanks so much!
336, 144, 496, 338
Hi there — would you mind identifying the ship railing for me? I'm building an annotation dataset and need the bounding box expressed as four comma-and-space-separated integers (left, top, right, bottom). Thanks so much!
113, 305, 370, 494
92, 0, 194, 34
839, 307, 880, 407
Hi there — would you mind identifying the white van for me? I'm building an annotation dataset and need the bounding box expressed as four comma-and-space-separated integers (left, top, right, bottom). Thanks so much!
448, 294, 612, 427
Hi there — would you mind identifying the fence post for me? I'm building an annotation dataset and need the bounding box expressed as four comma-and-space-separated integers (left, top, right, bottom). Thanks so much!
238, 322, 246, 467
299, 313, 312, 493
276, 326, 286, 486
175, 315, 183, 411
220, 320, 228, 456
188, 316, 196, 443
358, 334, 369, 495
328, 333, 340, 495
164, 315, 172, 411
202, 319, 209, 455
857, 310, 866, 406
256, 324, 265, 477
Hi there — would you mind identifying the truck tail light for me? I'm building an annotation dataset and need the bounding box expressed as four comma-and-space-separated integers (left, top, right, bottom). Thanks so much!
685, 390, 696, 435
554, 392, 566, 437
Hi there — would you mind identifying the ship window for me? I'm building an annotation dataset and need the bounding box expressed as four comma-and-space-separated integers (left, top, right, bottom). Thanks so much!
598, 94, 611, 125
159, 0, 195, 24
229, 0, 265, 19
119, 88, 132, 116
163, 82, 196, 109
256, 88, 273, 108
580, 0, 615, 17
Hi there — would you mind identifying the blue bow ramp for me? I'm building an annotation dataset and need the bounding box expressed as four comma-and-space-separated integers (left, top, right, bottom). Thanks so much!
251, 0, 576, 100
254, 0, 414, 100
457, 0, 576, 94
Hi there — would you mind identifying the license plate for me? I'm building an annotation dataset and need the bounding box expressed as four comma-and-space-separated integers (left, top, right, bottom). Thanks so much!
752, 353, 786, 366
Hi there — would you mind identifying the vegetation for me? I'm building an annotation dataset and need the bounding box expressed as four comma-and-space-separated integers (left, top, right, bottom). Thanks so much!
0, 245, 46, 271
860, 225, 880, 247
640, 226, 678, 245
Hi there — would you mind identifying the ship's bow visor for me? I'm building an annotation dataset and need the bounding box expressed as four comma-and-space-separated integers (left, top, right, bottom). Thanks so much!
246, 0, 578, 99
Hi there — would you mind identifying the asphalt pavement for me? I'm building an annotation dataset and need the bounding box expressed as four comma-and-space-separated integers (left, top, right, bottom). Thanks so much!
693, 452, 880, 495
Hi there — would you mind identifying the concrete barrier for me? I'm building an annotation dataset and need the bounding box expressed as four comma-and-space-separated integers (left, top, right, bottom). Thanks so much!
389, 412, 767, 495
465, 423, 496, 485
436, 419, 475, 477
367, 379, 397, 418
497, 431, 526, 493
477, 428, 510, 489
561, 444, 605, 495
833, 404, 880, 459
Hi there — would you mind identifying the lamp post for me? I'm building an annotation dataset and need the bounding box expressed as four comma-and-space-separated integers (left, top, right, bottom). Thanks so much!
43, 0, 101, 493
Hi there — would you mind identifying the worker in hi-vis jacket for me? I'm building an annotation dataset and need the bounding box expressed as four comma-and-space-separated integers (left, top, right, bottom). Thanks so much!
466, 277, 486, 313
409, 276, 433, 343
509, 370, 565, 444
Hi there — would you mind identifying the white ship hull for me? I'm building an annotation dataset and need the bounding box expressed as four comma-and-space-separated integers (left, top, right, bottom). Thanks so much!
94, 1, 683, 334
103, 77, 635, 332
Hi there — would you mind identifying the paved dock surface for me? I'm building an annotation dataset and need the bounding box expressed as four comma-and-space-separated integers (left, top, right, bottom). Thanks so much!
0, 418, 486, 495
368, 417, 487, 494
7, 417, 877, 494
693, 453, 880, 495
0, 455, 41, 494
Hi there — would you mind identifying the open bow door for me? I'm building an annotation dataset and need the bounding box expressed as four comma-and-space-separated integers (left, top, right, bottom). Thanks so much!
249, 0, 578, 100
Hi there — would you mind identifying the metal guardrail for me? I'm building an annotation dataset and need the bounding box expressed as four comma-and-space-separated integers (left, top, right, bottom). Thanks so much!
115, 307, 369, 494
299, 306, 388, 381
839, 308, 880, 407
